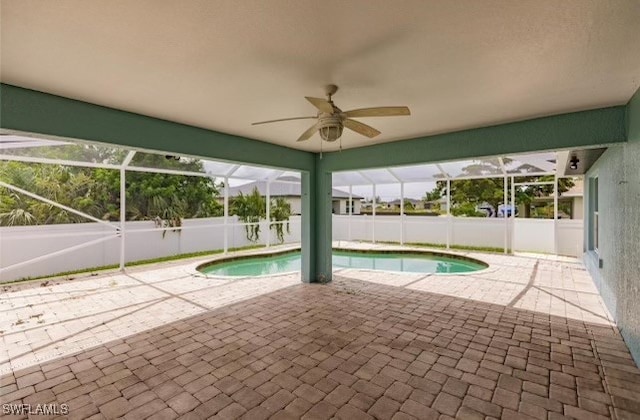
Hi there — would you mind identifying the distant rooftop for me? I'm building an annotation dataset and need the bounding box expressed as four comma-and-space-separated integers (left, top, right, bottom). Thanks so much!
227, 177, 362, 199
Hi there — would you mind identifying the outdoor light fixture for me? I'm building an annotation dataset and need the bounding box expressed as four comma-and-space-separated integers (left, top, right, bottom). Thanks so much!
569, 156, 579, 170
318, 117, 344, 142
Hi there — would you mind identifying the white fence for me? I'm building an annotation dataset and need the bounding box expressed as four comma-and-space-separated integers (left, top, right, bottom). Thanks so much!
333, 215, 583, 257
1, 214, 583, 283
0, 216, 301, 282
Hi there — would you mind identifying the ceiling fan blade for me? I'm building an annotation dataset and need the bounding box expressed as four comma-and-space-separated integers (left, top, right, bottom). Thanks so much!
305, 97, 334, 114
252, 116, 317, 125
296, 122, 320, 142
342, 106, 410, 118
343, 119, 381, 138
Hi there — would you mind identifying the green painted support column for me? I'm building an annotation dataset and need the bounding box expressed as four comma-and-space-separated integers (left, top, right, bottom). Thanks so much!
301, 156, 332, 283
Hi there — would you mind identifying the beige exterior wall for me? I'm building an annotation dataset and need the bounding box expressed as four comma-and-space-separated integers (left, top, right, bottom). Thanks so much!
331, 199, 361, 215
572, 196, 584, 219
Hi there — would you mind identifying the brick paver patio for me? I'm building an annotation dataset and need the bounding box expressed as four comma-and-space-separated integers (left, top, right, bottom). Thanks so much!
1, 244, 639, 419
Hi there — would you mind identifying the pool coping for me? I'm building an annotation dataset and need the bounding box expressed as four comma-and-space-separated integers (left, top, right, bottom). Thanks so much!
188, 244, 493, 279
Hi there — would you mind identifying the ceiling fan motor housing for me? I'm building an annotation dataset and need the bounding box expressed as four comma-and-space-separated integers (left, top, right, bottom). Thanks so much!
251, 84, 410, 143
318, 115, 343, 142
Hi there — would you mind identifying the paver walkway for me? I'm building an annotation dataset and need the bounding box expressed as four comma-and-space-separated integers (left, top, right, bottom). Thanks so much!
1, 245, 639, 419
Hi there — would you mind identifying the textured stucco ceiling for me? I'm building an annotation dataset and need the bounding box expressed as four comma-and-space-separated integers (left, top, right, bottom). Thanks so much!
1, 0, 639, 152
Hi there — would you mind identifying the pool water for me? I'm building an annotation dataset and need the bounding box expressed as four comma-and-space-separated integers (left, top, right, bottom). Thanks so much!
199, 250, 486, 277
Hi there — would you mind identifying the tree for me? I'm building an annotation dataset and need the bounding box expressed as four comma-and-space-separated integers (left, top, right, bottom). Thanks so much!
270, 197, 292, 243
0, 162, 118, 225
422, 159, 574, 217
423, 190, 442, 202
118, 154, 222, 226
231, 187, 265, 242
230, 188, 293, 243
0, 153, 223, 226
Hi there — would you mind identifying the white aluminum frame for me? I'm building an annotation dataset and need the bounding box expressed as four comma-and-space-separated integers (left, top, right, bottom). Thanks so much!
331, 152, 561, 255
1, 142, 567, 279
0, 145, 305, 275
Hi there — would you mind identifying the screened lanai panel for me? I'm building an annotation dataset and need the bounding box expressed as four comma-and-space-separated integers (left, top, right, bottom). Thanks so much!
389, 163, 446, 182
275, 171, 301, 181
129, 151, 292, 181
359, 168, 398, 184
0, 135, 127, 165
230, 165, 284, 181
332, 171, 370, 187
504, 152, 556, 174
129, 151, 211, 173
0, 134, 304, 183
202, 160, 241, 177
440, 157, 504, 178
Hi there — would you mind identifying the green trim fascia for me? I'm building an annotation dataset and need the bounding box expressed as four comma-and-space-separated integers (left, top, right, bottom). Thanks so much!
318, 106, 627, 172
627, 86, 640, 143
0, 83, 315, 171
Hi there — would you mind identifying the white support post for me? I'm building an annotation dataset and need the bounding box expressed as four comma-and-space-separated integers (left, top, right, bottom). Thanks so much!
400, 182, 405, 245
554, 174, 559, 255
503, 175, 508, 254
511, 176, 515, 254
348, 185, 353, 242
119, 167, 126, 270
224, 176, 229, 254
446, 179, 451, 249
386, 169, 404, 246
119, 151, 135, 271
372, 184, 376, 244
266, 181, 271, 248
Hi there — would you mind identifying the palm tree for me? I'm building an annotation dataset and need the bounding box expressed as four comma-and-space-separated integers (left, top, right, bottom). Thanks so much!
270, 197, 291, 243
231, 187, 265, 241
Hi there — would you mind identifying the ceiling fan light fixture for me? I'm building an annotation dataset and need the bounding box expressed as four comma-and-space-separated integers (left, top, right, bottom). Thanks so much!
317, 115, 343, 142
319, 124, 343, 142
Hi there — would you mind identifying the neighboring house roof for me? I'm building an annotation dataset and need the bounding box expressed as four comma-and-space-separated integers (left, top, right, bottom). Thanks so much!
227, 178, 363, 199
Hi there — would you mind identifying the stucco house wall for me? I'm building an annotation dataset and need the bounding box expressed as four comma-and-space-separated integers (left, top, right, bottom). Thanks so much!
583, 88, 640, 364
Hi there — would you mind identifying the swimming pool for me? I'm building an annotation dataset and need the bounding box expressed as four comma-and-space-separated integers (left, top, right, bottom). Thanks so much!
197, 249, 487, 277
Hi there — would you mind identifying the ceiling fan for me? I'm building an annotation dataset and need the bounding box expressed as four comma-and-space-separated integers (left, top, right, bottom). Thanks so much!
252, 85, 411, 145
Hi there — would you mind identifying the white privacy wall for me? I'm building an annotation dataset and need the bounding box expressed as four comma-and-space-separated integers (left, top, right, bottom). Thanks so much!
333, 215, 582, 257
333, 215, 510, 249
1, 214, 582, 283
0, 216, 301, 282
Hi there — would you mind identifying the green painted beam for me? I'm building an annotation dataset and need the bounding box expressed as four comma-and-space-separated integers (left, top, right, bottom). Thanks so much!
0, 83, 315, 171
627, 87, 640, 143
319, 106, 627, 172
